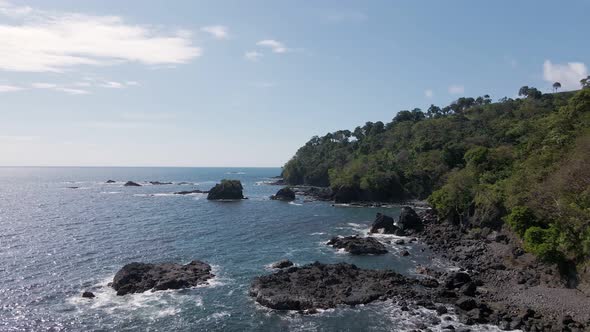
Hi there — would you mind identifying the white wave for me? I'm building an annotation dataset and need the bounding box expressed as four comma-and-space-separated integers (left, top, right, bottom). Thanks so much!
288, 201, 302, 206
100, 191, 121, 194
310, 232, 326, 235
346, 222, 365, 228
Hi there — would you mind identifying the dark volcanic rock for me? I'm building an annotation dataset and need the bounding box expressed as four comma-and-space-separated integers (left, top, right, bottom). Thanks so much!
397, 206, 423, 233
111, 260, 214, 296
174, 189, 209, 195
124, 181, 142, 187
291, 186, 333, 201
149, 181, 172, 185
82, 291, 95, 298
327, 235, 388, 255
249, 262, 413, 310
207, 179, 245, 200
271, 260, 294, 269
333, 186, 359, 203
369, 213, 401, 234
270, 187, 296, 201
106, 180, 116, 183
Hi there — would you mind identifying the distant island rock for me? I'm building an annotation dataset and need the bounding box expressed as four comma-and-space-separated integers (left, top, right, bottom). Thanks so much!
123, 181, 142, 187
270, 187, 296, 201
207, 179, 245, 200
174, 189, 209, 195
105, 180, 116, 183
149, 181, 173, 185
327, 235, 388, 255
111, 260, 214, 296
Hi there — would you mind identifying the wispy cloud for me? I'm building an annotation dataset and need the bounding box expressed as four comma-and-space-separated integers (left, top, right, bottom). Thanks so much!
29, 79, 139, 94
200, 25, 229, 40
448, 84, 464, 95
244, 51, 263, 61
99, 81, 124, 89
0, 1, 201, 72
424, 89, 433, 98
256, 39, 288, 53
543, 60, 587, 91
0, 84, 25, 92
54, 87, 89, 95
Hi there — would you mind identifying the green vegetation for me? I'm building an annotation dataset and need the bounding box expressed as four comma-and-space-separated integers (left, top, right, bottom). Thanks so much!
283, 85, 590, 264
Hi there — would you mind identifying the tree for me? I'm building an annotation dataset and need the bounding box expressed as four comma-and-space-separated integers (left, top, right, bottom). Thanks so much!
518, 86, 542, 99
552, 82, 561, 92
582, 76, 590, 89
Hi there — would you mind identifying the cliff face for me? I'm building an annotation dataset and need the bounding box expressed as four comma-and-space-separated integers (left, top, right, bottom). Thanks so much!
283, 88, 590, 269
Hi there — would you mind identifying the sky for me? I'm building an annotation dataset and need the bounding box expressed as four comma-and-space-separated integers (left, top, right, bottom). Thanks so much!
0, 0, 589, 167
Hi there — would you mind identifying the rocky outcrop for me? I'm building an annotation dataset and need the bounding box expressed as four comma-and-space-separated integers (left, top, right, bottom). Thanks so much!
106, 180, 116, 183
111, 260, 214, 296
124, 181, 142, 187
291, 186, 333, 201
174, 189, 209, 195
397, 206, 423, 234
270, 187, 296, 201
369, 213, 401, 234
250, 262, 413, 310
327, 235, 388, 255
207, 180, 245, 200
82, 291, 95, 298
271, 260, 294, 269
149, 181, 172, 185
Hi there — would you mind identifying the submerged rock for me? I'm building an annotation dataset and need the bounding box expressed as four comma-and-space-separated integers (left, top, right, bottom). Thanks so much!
250, 262, 412, 310
111, 260, 214, 296
327, 235, 388, 255
207, 179, 245, 200
270, 187, 296, 201
271, 260, 294, 269
124, 181, 142, 187
369, 213, 401, 234
174, 189, 209, 195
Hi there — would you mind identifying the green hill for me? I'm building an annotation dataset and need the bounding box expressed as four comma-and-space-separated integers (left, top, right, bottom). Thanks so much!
282, 87, 590, 266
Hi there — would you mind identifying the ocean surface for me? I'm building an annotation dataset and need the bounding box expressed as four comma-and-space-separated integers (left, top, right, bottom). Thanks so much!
0, 167, 505, 331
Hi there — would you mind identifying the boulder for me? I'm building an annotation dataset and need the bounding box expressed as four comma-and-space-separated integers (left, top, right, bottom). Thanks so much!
82, 291, 95, 298
106, 180, 116, 183
397, 206, 423, 233
327, 235, 388, 255
369, 213, 401, 234
207, 179, 245, 200
270, 187, 296, 201
271, 260, 294, 269
111, 260, 214, 296
124, 181, 142, 187
249, 262, 412, 310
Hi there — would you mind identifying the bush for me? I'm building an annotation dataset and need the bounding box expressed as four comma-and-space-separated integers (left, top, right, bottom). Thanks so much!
523, 226, 563, 262
505, 206, 537, 237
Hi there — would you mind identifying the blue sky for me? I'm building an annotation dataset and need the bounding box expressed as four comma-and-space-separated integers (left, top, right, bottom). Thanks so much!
1, 0, 589, 167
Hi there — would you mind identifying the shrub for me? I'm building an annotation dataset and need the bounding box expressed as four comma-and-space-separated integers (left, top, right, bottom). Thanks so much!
523, 226, 563, 262
505, 206, 537, 237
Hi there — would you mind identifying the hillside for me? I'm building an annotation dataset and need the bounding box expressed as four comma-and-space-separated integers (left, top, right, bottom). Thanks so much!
282, 87, 590, 268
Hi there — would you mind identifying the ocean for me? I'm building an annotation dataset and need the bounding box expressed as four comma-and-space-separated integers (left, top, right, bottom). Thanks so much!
0, 167, 503, 331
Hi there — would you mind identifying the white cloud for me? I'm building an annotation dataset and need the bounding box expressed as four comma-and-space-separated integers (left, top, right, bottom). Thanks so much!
31, 82, 57, 89
543, 60, 588, 91
54, 87, 89, 95
0, 1, 201, 72
256, 39, 287, 53
0, 84, 24, 92
100, 81, 124, 89
424, 89, 433, 98
448, 84, 465, 95
244, 51, 263, 61
200, 25, 229, 40
125, 81, 139, 86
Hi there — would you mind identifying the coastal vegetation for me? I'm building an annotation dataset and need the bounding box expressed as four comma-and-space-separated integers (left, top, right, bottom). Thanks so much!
282, 83, 590, 266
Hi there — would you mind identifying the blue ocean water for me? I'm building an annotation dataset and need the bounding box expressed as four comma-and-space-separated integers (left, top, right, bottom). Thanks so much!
0, 167, 500, 331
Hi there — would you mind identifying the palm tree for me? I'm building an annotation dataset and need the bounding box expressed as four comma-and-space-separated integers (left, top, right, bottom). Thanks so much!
552, 82, 561, 92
